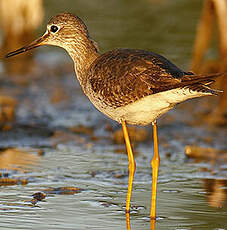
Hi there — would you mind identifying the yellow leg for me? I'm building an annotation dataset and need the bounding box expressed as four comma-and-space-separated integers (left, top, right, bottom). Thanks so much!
126, 212, 155, 230
121, 120, 136, 213
150, 121, 160, 219
150, 219, 156, 230
125, 213, 131, 230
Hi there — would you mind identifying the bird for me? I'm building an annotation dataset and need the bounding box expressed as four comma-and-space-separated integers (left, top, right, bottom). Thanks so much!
5, 12, 224, 219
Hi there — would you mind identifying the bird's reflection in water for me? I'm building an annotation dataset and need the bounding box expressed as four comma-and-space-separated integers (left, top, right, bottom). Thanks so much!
125, 213, 156, 230
150, 219, 156, 230
126, 213, 131, 230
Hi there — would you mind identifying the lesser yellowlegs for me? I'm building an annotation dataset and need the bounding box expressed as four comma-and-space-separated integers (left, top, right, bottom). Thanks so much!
5, 13, 224, 219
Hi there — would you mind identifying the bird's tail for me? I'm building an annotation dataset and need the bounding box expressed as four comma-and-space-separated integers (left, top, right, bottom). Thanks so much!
187, 83, 223, 95
182, 72, 226, 95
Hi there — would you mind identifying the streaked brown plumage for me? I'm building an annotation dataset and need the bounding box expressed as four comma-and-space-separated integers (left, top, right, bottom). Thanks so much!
5, 12, 224, 220
87, 48, 221, 109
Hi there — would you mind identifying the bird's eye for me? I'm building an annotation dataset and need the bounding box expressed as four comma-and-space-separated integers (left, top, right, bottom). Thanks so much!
50, 25, 59, 33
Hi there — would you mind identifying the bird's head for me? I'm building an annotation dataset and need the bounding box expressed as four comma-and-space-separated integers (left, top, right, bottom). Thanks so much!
5, 13, 94, 58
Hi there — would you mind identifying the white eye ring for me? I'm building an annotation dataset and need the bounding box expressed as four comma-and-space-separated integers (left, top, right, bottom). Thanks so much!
50, 25, 59, 33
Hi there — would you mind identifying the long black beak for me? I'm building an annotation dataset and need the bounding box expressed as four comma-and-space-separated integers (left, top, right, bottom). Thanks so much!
5, 33, 49, 58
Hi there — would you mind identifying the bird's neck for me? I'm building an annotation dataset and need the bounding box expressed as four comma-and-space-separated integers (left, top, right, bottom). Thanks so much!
66, 38, 99, 91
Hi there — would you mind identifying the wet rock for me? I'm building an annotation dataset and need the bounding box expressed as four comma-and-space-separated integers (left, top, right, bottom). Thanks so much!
43, 186, 82, 195
30, 192, 46, 205
98, 200, 118, 208
114, 173, 127, 179
33, 192, 46, 201
0, 178, 27, 186
30, 199, 39, 205
185, 145, 227, 161
29, 187, 82, 205
165, 152, 172, 158
112, 127, 148, 144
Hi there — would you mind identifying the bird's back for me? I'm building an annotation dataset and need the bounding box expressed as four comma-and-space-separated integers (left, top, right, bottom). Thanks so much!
86, 48, 200, 108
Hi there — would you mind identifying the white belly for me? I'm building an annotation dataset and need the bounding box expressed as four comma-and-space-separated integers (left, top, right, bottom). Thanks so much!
88, 87, 211, 126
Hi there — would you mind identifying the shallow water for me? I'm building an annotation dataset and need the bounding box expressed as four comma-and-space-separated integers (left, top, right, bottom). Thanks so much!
0, 0, 227, 229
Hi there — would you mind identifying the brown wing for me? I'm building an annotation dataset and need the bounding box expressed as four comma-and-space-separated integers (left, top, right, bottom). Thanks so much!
87, 49, 221, 108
